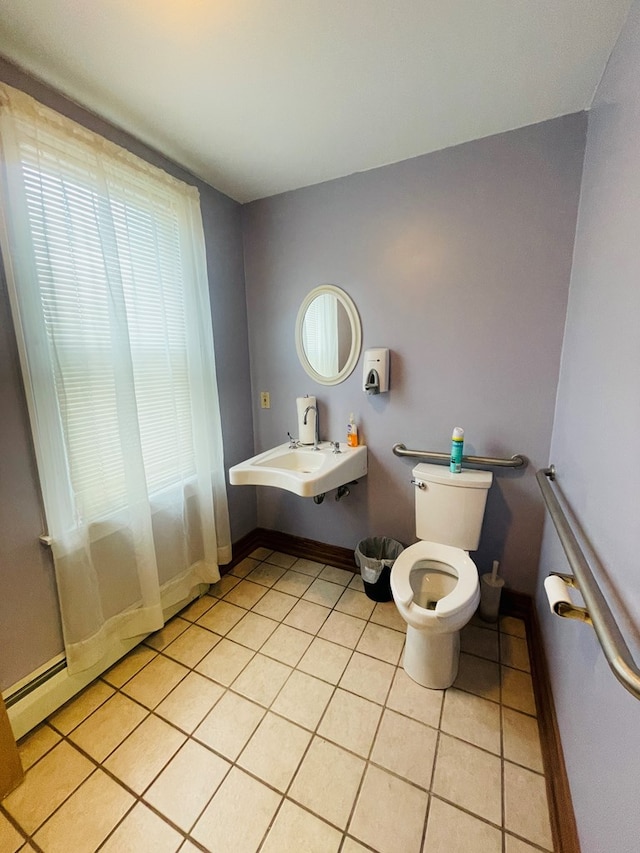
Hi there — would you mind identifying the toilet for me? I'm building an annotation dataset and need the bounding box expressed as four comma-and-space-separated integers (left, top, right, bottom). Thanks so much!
390, 463, 493, 689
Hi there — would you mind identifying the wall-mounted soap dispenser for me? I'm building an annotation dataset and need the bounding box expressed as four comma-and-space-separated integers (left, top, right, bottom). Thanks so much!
363, 348, 389, 395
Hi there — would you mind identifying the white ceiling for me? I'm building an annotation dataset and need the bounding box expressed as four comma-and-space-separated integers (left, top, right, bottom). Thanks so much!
0, 1, 631, 202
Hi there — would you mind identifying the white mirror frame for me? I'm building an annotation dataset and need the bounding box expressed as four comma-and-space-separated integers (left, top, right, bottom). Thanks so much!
295, 284, 362, 386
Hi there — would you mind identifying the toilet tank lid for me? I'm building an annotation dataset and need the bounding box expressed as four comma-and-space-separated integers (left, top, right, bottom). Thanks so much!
412, 462, 493, 489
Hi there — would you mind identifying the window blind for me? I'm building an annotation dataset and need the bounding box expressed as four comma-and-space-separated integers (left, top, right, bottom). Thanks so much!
13, 116, 196, 521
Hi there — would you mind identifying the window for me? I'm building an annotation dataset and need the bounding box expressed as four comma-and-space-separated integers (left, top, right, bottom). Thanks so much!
21, 142, 197, 520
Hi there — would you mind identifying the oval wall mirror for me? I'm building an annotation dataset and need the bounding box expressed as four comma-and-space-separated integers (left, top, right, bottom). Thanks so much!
295, 285, 362, 385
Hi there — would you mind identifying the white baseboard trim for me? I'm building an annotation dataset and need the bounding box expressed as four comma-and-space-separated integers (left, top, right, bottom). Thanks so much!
6, 635, 143, 740
5, 586, 206, 740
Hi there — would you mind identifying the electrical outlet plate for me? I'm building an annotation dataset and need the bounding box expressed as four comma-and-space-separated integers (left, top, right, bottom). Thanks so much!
260, 391, 270, 409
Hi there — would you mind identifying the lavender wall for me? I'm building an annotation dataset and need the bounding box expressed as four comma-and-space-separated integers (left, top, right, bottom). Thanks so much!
0, 60, 256, 691
536, 3, 640, 850
242, 115, 586, 593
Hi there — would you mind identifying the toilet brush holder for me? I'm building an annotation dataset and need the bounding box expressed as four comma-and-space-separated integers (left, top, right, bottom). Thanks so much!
479, 562, 505, 623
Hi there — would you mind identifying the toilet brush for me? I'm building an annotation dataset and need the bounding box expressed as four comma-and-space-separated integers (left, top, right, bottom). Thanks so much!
479, 560, 505, 623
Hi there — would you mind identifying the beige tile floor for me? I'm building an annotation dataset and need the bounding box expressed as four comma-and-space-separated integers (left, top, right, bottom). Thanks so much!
1, 549, 554, 853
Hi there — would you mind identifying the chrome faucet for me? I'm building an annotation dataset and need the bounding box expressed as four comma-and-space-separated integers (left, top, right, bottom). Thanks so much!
303, 404, 320, 450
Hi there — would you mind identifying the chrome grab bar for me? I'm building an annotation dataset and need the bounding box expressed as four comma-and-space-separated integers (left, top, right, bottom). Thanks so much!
537, 466, 640, 701
392, 443, 527, 468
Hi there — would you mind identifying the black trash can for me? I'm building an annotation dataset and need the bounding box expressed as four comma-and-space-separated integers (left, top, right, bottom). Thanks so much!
355, 537, 405, 602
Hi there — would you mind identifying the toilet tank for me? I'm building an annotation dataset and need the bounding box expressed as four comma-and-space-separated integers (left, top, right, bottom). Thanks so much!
413, 463, 493, 551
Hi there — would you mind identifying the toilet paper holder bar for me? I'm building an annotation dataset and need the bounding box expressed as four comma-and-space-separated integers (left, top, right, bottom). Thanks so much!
537, 466, 640, 701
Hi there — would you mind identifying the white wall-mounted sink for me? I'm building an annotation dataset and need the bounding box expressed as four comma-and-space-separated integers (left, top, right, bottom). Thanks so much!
229, 442, 367, 497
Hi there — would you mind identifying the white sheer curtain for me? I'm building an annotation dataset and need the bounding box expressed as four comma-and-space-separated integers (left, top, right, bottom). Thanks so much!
0, 84, 230, 674
302, 293, 339, 377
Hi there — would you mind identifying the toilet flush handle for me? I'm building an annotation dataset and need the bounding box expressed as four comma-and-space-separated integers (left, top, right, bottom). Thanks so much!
411, 479, 426, 490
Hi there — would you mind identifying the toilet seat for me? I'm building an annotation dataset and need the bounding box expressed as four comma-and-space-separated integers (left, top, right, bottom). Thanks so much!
391, 541, 479, 622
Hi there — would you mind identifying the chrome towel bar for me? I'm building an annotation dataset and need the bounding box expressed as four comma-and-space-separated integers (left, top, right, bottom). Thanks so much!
537, 466, 640, 701
392, 443, 527, 468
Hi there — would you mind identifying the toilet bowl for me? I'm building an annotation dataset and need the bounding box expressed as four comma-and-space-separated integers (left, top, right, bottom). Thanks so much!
391, 541, 481, 689
390, 462, 492, 689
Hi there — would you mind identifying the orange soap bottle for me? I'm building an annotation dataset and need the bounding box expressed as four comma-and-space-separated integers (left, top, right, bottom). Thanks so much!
347, 413, 359, 447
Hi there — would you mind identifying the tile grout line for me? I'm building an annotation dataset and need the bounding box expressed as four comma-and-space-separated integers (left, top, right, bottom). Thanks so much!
25, 685, 545, 845
340, 657, 400, 845
222, 557, 397, 850
250, 567, 362, 850
0, 801, 31, 851
420, 661, 449, 850
50, 714, 192, 847
499, 623, 508, 853
189, 558, 359, 849
22, 703, 545, 846
10, 558, 357, 847
12, 551, 549, 852
99, 635, 547, 848
28, 635, 241, 848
